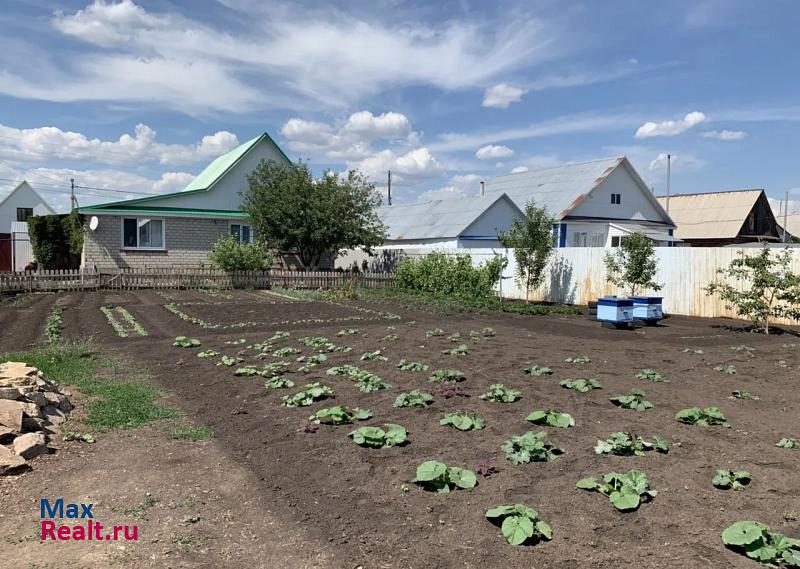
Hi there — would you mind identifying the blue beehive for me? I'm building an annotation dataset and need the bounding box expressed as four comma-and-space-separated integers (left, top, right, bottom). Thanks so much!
631, 296, 664, 324
597, 297, 633, 324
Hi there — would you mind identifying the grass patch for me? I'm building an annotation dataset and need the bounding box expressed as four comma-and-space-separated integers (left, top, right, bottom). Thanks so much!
270, 287, 326, 301
1, 342, 178, 430
169, 425, 213, 441
122, 495, 158, 519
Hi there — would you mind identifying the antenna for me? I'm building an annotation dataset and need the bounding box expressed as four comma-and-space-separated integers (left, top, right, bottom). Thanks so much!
480, 181, 485, 197
665, 154, 671, 213
387, 170, 392, 205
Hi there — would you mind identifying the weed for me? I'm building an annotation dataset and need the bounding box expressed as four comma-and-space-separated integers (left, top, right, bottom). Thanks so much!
475, 459, 498, 478
123, 495, 158, 518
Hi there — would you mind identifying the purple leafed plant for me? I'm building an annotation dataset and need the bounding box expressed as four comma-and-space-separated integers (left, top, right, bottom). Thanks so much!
433, 385, 468, 399
298, 423, 319, 434
476, 459, 498, 478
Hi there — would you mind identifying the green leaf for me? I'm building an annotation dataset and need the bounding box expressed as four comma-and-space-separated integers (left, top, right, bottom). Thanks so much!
722, 521, 768, 546
610, 487, 641, 511
501, 515, 534, 546
450, 467, 477, 489
535, 520, 553, 541
416, 461, 448, 482
576, 477, 598, 490
485, 505, 516, 519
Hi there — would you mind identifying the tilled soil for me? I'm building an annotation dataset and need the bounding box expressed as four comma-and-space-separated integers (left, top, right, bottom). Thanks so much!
3, 289, 800, 568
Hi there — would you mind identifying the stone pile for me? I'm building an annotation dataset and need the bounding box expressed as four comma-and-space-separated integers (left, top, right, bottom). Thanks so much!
0, 362, 73, 474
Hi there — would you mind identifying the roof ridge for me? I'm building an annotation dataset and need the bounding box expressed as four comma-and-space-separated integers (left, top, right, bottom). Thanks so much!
489, 156, 623, 180
656, 188, 764, 198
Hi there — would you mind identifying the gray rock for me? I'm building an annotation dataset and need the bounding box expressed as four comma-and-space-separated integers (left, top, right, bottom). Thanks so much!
0, 387, 20, 400
41, 406, 66, 425
13, 432, 48, 459
0, 400, 24, 433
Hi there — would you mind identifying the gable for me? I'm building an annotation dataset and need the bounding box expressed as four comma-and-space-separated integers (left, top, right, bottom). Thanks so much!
657, 190, 771, 240
0, 182, 55, 227
568, 162, 672, 225
461, 197, 522, 238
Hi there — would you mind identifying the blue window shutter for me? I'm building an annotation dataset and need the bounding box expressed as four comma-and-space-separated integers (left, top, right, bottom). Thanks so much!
559, 223, 568, 247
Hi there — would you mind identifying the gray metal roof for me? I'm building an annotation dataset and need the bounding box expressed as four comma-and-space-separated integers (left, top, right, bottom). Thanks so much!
484, 157, 624, 219
378, 193, 520, 240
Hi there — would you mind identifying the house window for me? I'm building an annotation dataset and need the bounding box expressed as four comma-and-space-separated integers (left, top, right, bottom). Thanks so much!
611, 236, 621, 247
16, 208, 33, 222
122, 218, 164, 249
572, 232, 587, 246
230, 223, 253, 244
611, 193, 622, 205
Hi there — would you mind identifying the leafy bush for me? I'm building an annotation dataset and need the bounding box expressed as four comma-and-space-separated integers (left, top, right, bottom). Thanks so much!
776, 437, 798, 449
480, 384, 521, 403
397, 360, 428, 372
560, 378, 601, 393
393, 390, 434, 408
526, 409, 574, 428
675, 407, 729, 427
348, 424, 407, 448
730, 390, 760, 400
208, 235, 273, 271
413, 460, 477, 493
604, 232, 662, 296
264, 376, 295, 389
428, 369, 465, 383
27, 212, 83, 269
721, 521, 800, 565
395, 251, 505, 299
594, 432, 669, 456
713, 469, 751, 491
173, 336, 200, 348
485, 504, 553, 546
502, 431, 564, 464
440, 411, 485, 431
609, 389, 653, 411
309, 406, 372, 425
281, 383, 333, 408
523, 365, 552, 376
565, 355, 590, 365
577, 470, 656, 511
635, 369, 665, 382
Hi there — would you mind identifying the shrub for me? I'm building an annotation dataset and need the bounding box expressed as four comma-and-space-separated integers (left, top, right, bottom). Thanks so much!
395, 251, 505, 299
485, 504, 553, 546
208, 235, 273, 272
413, 460, 477, 493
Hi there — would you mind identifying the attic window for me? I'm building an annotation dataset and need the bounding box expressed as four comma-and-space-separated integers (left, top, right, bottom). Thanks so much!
16, 208, 33, 222
611, 193, 622, 205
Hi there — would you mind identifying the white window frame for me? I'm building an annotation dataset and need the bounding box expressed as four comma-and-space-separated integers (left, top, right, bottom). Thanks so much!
121, 217, 166, 251
229, 222, 254, 245
611, 193, 622, 205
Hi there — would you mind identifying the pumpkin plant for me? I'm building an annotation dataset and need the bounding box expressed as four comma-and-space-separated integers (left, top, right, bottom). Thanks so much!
264, 376, 295, 389
502, 431, 564, 464
442, 344, 469, 356
635, 369, 665, 382
480, 384, 521, 403
565, 355, 590, 365
525, 409, 574, 428
413, 460, 477, 493
484, 504, 553, 546
196, 350, 219, 358
393, 390, 433, 408
397, 360, 429, 372
428, 369, 465, 383
361, 350, 387, 362
576, 470, 656, 512
609, 388, 653, 411
675, 407, 729, 427
713, 469, 751, 491
440, 411, 485, 431
281, 383, 333, 408
309, 406, 372, 425
560, 378, 602, 393
730, 390, 760, 400
523, 365, 552, 376
594, 432, 669, 456
721, 521, 800, 565
173, 336, 200, 348
348, 424, 407, 448
776, 437, 798, 449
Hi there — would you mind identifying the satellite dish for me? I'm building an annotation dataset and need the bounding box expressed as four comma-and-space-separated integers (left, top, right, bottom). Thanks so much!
89, 216, 99, 231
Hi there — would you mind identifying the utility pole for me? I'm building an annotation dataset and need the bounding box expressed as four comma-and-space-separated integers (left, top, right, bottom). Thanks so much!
784, 190, 790, 243
665, 154, 671, 213
387, 170, 392, 205
70, 178, 77, 211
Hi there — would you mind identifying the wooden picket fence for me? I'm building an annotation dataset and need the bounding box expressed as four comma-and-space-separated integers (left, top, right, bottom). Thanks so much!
0, 268, 395, 293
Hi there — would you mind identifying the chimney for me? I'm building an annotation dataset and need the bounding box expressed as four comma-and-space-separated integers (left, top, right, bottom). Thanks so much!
480, 181, 485, 197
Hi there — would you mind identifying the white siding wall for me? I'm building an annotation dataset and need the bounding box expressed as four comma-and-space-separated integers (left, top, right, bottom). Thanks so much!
0, 183, 54, 232
569, 165, 665, 222
461, 198, 520, 238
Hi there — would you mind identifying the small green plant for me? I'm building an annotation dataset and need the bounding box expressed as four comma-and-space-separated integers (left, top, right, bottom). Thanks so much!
382, 334, 399, 341
730, 390, 760, 400
296, 353, 327, 373
447, 332, 461, 342
360, 350, 387, 361
413, 460, 477, 493
309, 406, 372, 425
226, 338, 247, 345
217, 355, 237, 366
609, 388, 653, 411
100, 306, 127, 337
560, 378, 601, 393
682, 348, 704, 354
502, 431, 564, 464
122, 495, 158, 518
425, 328, 445, 337
721, 521, 800, 565
525, 409, 574, 428
327, 365, 362, 377
481, 327, 496, 337
428, 369, 465, 383
480, 384, 521, 403
281, 383, 333, 408
635, 369, 665, 382
776, 437, 798, 449
484, 504, 553, 546
268, 331, 291, 343
62, 431, 96, 444
336, 328, 358, 336
675, 407, 729, 427
523, 365, 552, 376
264, 376, 295, 389
196, 350, 219, 358
300, 336, 331, 349
170, 425, 213, 441
393, 390, 434, 408
713, 469, 751, 491
45, 308, 63, 343
355, 374, 391, 393
565, 355, 590, 365
173, 336, 201, 348
713, 364, 737, 375
576, 470, 656, 512
442, 344, 469, 356
440, 411, 485, 431
397, 360, 429, 372
234, 366, 259, 377
594, 432, 669, 456
261, 361, 290, 376
273, 347, 301, 357
349, 424, 407, 448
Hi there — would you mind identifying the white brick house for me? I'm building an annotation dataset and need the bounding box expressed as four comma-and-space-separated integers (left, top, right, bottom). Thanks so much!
79, 133, 290, 270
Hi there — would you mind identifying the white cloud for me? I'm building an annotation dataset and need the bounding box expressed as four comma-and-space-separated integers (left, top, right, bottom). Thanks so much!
0, 122, 239, 166
635, 111, 708, 139
700, 129, 747, 141
510, 166, 529, 173
482, 83, 526, 108
0, 1, 562, 113
417, 174, 481, 202
475, 144, 514, 160
342, 111, 411, 140
350, 147, 442, 183
648, 152, 705, 172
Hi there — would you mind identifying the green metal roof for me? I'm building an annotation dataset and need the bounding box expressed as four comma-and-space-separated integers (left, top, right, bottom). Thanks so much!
79, 131, 291, 215
80, 205, 248, 218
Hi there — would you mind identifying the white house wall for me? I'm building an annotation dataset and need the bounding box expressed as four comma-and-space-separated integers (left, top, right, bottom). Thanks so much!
569, 165, 666, 223
461, 197, 521, 239
143, 139, 288, 211
0, 183, 54, 232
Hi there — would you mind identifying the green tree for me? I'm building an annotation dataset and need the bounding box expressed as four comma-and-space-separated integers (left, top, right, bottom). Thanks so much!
499, 200, 555, 303
705, 246, 800, 334
208, 236, 273, 271
243, 160, 386, 268
604, 233, 662, 296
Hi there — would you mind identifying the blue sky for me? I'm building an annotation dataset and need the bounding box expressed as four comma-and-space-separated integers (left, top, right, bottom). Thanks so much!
1, 0, 799, 213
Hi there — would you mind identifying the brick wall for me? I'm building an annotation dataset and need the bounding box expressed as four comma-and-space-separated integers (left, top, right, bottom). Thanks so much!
82, 215, 230, 270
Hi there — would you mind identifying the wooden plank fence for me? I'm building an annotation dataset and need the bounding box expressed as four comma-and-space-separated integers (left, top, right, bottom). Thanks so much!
0, 268, 395, 293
